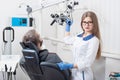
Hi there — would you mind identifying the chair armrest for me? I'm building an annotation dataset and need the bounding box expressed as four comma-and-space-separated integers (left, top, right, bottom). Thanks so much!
40, 62, 59, 70
40, 62, 71, 80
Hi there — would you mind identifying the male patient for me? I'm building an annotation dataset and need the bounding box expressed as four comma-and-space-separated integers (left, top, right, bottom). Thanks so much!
20, 29, 63, 64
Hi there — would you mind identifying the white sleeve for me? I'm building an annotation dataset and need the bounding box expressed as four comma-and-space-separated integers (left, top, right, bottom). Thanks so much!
76, 37, 99, 70
63, 36, 76, 45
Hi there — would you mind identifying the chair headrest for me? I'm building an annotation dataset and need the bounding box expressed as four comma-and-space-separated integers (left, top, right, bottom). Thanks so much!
20, 42, 39, 53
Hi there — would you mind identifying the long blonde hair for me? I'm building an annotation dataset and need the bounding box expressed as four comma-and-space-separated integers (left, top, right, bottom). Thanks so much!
81, 11, 101, 59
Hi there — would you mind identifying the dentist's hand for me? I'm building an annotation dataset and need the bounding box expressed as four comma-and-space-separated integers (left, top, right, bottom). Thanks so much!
57, 62, 73, 70
65, 19, 73, 32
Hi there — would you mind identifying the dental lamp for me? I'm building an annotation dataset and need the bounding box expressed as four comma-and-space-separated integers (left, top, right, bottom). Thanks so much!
50, 1, 78, 26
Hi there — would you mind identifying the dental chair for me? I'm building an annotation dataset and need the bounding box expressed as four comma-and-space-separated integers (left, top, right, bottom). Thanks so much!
19, 42, 71, 80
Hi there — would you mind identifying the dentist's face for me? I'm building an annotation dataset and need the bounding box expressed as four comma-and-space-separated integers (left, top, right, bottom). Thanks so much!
82, 17, 93, 33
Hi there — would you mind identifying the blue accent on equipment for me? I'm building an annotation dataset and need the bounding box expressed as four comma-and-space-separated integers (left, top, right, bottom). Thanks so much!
12, 17, 27, 27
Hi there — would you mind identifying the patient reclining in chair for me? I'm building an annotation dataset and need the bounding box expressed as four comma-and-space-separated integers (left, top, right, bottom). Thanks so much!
19, 29, 71, 80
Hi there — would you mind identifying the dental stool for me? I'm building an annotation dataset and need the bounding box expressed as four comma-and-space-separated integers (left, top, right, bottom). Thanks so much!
19, 42, 71, 80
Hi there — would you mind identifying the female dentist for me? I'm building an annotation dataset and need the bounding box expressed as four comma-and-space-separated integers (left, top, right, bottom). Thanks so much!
57, 11, 102, 80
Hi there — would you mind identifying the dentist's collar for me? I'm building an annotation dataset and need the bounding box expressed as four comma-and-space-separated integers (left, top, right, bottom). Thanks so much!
77, 33, 94, 41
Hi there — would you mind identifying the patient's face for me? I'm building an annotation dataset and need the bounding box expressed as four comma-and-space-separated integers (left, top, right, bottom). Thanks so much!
37, 39, 43, 50
37, 42, 41, 50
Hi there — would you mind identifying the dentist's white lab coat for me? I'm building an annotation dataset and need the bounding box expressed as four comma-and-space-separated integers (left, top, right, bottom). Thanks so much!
64, 34, 99, 80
